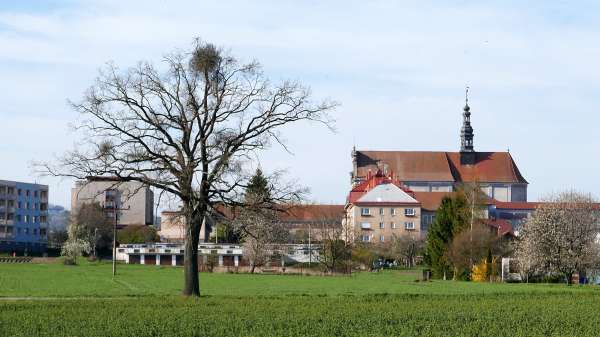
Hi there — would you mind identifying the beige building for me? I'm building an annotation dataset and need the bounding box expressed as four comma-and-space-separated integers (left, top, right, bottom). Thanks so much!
71, 177, 154, 226
345, 172, 422, 243
158, 210, 213, 243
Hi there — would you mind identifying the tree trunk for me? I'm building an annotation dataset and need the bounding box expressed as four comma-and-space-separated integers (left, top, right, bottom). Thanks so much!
250, 262, 256, 274
182, 213, 202, 297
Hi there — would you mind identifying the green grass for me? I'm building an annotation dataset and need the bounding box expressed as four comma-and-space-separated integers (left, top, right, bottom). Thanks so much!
1, 261, 600, 336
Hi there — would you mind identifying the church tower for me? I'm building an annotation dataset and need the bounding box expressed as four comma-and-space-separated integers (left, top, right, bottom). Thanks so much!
460, 88, 476, 165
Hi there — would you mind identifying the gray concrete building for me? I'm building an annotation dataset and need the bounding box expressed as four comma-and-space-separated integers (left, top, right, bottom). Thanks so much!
0, 180, 49, 253
71, 177, 154, 227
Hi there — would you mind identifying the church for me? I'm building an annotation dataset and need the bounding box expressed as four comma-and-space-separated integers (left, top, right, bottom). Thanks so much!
350, 98, 528, 203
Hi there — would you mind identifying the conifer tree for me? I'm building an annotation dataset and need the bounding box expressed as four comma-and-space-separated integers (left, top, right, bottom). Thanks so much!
425, 193, 469, 279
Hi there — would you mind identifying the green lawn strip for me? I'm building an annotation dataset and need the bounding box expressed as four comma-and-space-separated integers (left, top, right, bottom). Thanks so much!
1, 293, 599, 337
1, 261, 596, 298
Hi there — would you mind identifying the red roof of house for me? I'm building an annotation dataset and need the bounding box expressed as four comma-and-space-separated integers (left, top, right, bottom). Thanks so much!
347, 169, 415, 204
493, 201, 540, 210
355, 151, 528, 184
483, 219, 515, 237
412, 192, 455, 211
279, 204, 345, 222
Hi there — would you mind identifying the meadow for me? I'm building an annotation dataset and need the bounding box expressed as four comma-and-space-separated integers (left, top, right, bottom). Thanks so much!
1, 261, 600, 336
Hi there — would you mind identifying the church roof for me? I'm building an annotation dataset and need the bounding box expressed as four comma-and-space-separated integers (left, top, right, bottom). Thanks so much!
356, 183, 419, 205
355, 150, 528, 184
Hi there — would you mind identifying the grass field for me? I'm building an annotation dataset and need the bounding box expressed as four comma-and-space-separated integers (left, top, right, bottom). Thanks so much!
1, 261, 600, 336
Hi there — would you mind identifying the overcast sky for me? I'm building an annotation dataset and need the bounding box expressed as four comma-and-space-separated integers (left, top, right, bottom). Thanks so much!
1, 0, 600, 209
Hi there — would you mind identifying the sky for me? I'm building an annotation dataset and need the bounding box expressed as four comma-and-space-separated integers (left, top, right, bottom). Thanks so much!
1, 0, 600, 209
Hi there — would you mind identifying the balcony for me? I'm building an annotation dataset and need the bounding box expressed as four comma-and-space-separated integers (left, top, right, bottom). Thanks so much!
0, 220, 14, 225
0, 233, 13, 239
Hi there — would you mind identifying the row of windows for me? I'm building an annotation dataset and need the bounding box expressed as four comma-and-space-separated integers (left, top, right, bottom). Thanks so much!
0, 227, 47, 236
0, 187, 47, 199
361, 207, 416, 216
360, 234, 402, 243
360, 222, 415, 230
0, 200, 48, 211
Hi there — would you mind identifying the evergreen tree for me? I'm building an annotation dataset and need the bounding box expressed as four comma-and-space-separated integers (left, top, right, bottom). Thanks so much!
426, 192, 470, 279
245, 168, 271, 207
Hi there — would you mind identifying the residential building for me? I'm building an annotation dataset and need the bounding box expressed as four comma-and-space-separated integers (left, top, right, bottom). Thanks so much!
344, 170, 422, 243
71, 177, 154, 227
278, 204, 345, 242
0, 180, 49, 253
350, 99, 528, 202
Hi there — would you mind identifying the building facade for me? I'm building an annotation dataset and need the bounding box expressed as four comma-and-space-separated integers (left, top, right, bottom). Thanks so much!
0, 180, 49, 253
345, 171, 422, 243
350, 101, 528, 203
71, 177, 154, 227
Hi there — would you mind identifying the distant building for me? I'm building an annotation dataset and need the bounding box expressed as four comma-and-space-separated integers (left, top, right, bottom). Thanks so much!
0, 180, 49, 253
278, 204, 345, 242
71, 177, 154, 227
344, 170, 422, 243
351, 99, 528, 202
158, 210, 215, 243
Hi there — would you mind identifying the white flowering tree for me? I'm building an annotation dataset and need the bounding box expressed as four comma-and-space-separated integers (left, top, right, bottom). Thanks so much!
515, 191, 600, 284
61, 239, 92, 265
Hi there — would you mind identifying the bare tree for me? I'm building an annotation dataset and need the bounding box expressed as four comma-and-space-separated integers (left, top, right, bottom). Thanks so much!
515, 191, 600, 284
447, 224, 500, 280
391, 234, 425, 268
280, 203, 350, 273
70, 202, 112, 258
237, 207, 284, 273
38, 40, 336, 296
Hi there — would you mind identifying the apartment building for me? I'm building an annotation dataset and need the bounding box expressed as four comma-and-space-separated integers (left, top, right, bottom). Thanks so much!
0, 180, 49, 253
344, 171, 421, 243
71, 177, 154, 227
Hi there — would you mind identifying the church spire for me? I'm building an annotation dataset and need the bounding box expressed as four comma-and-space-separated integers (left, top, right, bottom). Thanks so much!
460, 86, 474, 153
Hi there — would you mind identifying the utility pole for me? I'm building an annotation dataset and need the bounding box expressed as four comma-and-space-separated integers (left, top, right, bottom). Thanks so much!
104, 202, 130, 278
308, 223, 311, 267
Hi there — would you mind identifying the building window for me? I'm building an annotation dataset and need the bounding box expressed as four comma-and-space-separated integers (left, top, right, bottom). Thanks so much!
379, 222, 384, 229
34, 191, 38, 198
361, 208, 371, 216
33, 228, 38, 235
380, 235, 385, 242
16, 215, 22, 222
390, 208, 396, 216
405, 208, 415, 216
360, 222, 371, 229
17, 189, 21, 196
379, 208, 384, 215
391, 223, 397, 229
405, 222, 415, 230
24, 228, 29, 234
361, 235, 370, 242
26, 190, 30, 197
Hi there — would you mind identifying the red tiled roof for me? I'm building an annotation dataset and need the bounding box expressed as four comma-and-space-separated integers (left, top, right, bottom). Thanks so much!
355, 151, 528, 184
493, 201, 540, 210
347, 170, 415, 204
446, 152, 528, 184
483, 219, 514, 237
412, 192, 455, 211
278, 204, 345, 222
356, 151, 454, 182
